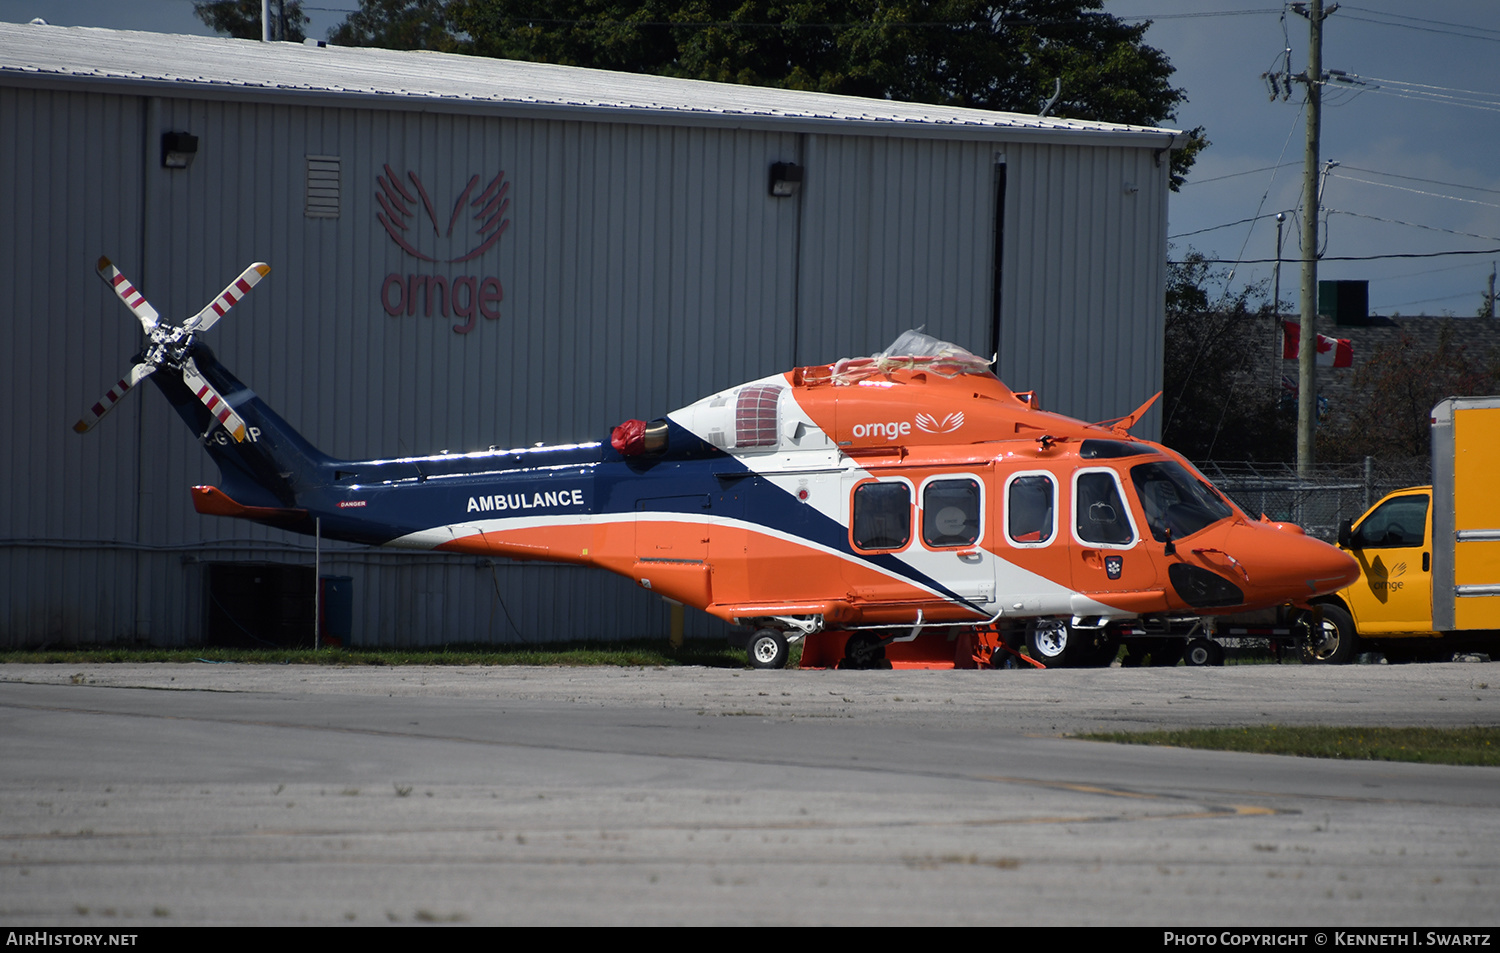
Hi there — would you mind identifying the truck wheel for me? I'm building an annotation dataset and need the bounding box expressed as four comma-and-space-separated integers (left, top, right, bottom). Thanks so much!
748, 629, 789, 669
1303, 605, 1358, 665
1026, 619, 1072, 668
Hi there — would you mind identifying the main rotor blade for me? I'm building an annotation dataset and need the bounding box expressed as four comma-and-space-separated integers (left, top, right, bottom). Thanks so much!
180, 357, 247, 442
96, 257, 160, 333
73, 362, 155, 434
184, 262, 270, 333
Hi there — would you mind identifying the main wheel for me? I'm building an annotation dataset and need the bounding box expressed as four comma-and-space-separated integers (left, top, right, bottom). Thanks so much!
838, 632, 891, 670
1026, 618, 1073, 668
1184, 637, 1217, 667
747, 629, 789, 669
1302, 604, 1358, 665
1151, 640, 1185, 667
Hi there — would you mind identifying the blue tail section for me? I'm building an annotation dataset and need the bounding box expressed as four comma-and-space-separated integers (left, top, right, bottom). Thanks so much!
149, 344, 338, 514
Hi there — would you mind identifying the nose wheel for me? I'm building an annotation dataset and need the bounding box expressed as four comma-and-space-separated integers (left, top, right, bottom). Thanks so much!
1026, 618, 1073, 667
748, 629, 789, 669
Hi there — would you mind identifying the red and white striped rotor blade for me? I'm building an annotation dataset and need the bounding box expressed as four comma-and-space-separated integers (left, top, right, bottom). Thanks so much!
180, 357, 248, 443
73, 362, 155, 434
184, 262, 270, 333
95, 256, 160, 333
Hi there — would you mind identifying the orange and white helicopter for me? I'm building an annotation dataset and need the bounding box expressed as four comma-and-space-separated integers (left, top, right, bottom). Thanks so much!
77, 258, 1360, 669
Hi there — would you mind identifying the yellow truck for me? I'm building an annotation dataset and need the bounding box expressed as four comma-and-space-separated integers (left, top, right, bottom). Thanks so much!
1303, 396, 1500, 663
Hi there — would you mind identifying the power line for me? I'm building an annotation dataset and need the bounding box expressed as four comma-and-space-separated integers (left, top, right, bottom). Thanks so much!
1341, 4, 1500, 38
1338, 6, 1500, 44
1324, 209, 1500, 244
1322, 71, 1500, 113
1180, 162, 1300, 188
1173, 248, 1500, 265
1337, 164, 1500, 197
1330, 174, 1500, 210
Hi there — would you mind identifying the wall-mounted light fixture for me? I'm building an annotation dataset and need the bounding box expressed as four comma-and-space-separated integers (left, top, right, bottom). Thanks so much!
161, 132, 199, 169
769, 161, 803, 197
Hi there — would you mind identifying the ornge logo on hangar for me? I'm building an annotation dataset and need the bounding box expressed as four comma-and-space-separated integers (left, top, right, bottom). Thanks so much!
377, 164, 510, 334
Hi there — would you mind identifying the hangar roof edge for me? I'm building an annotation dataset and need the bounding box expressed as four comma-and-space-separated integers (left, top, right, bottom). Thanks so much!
0, 22, 1181, 145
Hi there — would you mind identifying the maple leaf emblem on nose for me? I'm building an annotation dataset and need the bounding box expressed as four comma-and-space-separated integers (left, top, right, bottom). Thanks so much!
914, 411, 964, 434
376, 164, 510, 263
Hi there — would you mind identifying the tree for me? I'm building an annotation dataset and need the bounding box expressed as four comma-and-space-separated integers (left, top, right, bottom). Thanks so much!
1317, 329, 1500, 462
1160, 252, 1293, 462
333, 0, 1205, 185
194, 0, 308, 42
329, 0, 459, 50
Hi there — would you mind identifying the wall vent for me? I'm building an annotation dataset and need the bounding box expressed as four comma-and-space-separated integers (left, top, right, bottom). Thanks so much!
305, 155, 340, 218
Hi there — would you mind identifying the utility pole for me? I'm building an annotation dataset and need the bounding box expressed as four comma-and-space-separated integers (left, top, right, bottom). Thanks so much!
1273, 212, 1284, 389
1292, 0, 1335, 478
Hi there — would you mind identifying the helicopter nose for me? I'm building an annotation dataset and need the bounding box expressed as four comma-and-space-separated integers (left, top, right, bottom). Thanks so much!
1221, 521, 1360, 602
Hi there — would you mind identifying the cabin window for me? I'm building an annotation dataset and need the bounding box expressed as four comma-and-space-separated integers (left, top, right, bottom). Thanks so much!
1075, 471, 1135, 545
1007, 474, 1055, 545
1129, 460, 1233, 542
1350, 495, 1428, 549
852, 481, 912, 551
922, 478, 981, 548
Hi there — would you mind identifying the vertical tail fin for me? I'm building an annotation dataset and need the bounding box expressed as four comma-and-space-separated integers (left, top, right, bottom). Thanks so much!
149, 343, 337, 512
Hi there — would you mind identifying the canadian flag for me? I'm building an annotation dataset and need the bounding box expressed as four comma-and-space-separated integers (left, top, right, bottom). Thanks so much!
1282, 321, 1353, 368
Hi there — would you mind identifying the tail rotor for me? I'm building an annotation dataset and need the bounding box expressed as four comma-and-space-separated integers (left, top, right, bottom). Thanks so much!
74, 256, 270, 442
73, 362, 157, 434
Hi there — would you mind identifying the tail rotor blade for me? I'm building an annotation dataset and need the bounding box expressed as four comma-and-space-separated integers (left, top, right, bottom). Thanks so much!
73, 362, 155, 434
180, 357, 247, 442
184, 262, 270, 333
96, 256, 160, 333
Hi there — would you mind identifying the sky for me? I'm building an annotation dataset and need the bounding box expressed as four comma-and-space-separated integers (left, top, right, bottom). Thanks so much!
4, 0, 1498, 318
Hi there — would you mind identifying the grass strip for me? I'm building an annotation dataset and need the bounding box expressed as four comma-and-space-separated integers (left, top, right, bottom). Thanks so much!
0, 640, 756, 669
1080, 725, 1500, 767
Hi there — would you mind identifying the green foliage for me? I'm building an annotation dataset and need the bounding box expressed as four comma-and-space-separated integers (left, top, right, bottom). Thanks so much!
332, 0, 1202, 185
329, 0, 460, 51
193, 0, 308, 41
1081, 725, 1500, 767
1160, 251, 1293, 462
1317, 328, 1500, 462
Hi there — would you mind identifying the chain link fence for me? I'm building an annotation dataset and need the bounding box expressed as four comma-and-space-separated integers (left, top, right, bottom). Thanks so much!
1195, 458, 1431, 542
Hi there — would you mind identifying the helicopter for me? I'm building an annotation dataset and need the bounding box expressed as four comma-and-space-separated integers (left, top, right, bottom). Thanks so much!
76, 258, 1360, 669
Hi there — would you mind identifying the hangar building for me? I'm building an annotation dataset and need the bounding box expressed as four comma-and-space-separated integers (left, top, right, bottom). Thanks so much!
0, 22, 1179, 647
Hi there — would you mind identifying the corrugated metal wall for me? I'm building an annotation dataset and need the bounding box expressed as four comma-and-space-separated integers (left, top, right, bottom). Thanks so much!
1001, 142, 1169, 429
0, 82, 1169, 647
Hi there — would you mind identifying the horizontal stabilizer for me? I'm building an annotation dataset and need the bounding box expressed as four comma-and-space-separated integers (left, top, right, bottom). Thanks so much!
191, 485, 306, 525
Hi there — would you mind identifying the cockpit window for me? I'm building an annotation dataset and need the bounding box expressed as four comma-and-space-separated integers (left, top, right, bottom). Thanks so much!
1075, 471, 1135, 545
1129, 460, 1233, 543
